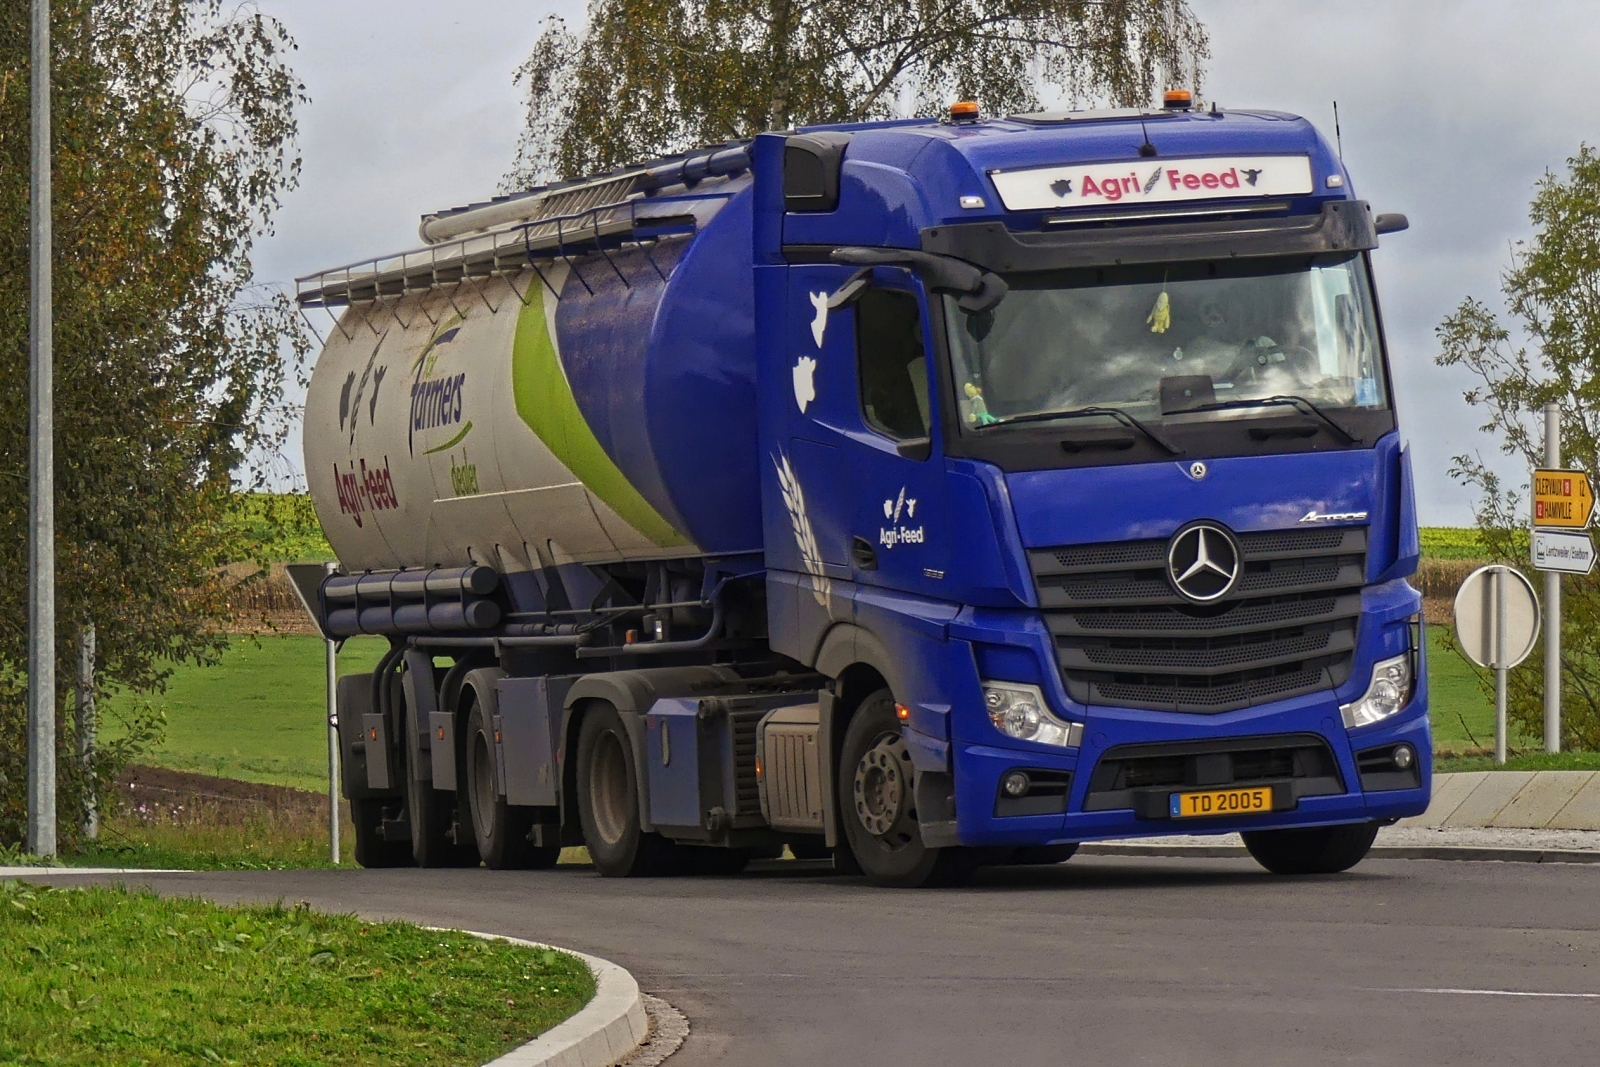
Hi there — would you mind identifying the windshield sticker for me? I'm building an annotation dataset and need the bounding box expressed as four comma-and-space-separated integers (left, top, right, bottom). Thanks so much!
990, 155, 1314, 212
793, 355, 817, 414
880, 487, 925, 549
809, 291, 830, 348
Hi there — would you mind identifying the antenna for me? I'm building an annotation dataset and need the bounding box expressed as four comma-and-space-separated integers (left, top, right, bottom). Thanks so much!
1332, 101, 1344, 159
1138, 117, 1158, 158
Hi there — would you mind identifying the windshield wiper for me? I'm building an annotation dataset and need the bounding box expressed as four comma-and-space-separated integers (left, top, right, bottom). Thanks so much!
1186, 394, 1361, 445
984, 405, 1184, 455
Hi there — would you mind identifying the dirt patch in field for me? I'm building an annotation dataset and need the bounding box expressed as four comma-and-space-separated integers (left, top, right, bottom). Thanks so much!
117, 764, 345, 826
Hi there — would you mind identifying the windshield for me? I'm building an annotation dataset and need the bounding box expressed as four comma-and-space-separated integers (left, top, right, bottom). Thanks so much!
945, 254, 1388, 432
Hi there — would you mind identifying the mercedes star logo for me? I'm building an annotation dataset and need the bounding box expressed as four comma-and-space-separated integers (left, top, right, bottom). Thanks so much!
1167, 522, 1241, 603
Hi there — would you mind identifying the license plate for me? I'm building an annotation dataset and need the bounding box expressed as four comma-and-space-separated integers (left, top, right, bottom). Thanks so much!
1169, 786, 1273, 818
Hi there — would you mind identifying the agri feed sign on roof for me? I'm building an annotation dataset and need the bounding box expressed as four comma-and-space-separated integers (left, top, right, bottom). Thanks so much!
989, 155, 1314, 212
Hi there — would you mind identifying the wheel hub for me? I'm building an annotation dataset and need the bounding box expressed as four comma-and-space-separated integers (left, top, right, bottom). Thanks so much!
853, 733, 914, 839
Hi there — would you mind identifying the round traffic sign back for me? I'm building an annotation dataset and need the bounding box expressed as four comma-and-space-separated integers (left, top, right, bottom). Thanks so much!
1453, 565, 1541, 669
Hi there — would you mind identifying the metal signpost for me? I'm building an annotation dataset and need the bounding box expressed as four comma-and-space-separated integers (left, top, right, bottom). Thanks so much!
27, 0, 56, 859
1454, 565, 1541, 765
1530, 406, 1595, 754
288, 562, 342, 865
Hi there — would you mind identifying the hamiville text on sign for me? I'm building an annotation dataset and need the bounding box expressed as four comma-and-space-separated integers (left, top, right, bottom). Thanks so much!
1532, 467, 1596, 529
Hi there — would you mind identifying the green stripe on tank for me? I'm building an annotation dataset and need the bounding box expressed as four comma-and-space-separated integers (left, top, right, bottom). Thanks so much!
511, 293, 687, 549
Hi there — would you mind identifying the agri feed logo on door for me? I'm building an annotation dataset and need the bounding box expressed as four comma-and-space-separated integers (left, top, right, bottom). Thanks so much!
988, 155, 1314, 213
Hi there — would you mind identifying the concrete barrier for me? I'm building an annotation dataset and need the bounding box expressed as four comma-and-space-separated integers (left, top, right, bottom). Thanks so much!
1402, 771, 1600, 830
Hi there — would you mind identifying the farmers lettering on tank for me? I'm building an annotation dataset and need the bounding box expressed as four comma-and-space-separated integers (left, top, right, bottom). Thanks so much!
410, 317, 475, 457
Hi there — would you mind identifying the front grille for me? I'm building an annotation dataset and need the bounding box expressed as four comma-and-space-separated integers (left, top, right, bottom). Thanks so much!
1084, 734, 1345, 813
1031, 526, 1367, 713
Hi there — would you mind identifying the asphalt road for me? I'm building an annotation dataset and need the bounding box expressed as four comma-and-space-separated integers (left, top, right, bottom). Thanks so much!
31, 856, 1600, 1066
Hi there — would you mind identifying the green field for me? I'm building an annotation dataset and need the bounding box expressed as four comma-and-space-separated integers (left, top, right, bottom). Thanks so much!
109, 637, 389, 792
0, 882, 593, 1067
115, 628, 1506, 795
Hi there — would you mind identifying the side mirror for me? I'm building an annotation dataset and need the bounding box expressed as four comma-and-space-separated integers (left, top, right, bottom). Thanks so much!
1374, 213, 1409, 235
895, 436, 932, 461
827, 267, 873, 310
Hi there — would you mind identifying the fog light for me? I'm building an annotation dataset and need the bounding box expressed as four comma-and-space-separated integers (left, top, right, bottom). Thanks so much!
1393, 744, 1415, 770
1002, 771, 1031, 797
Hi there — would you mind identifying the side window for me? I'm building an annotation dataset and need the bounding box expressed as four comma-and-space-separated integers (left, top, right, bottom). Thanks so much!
855, 288, 931, 441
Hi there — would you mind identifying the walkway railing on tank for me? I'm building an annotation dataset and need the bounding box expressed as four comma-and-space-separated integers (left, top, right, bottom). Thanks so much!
294, 144, 750, 344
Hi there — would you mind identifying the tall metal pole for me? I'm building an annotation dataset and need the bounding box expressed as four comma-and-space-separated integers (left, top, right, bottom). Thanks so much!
27, 0, 57, 859
325, 563, 342, 865
1544, 403, 1562, 754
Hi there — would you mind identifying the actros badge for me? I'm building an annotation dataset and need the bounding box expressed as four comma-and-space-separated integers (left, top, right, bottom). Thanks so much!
1167, 522, 1241, 603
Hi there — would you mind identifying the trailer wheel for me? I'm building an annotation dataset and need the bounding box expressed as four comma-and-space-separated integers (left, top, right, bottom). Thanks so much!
576, 704, 678, 877
1241, 822, 1379, 875
838, 689, 975, 888
405, 694, 479, 869
352, 797, 413, 869
463, 699, 559, 870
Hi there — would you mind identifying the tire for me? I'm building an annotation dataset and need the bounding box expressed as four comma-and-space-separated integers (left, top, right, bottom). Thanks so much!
1011, 844, 1079, 865
1242, 822, 1380, 875
576, 704, 679, 877
405, 689, 478, 869
352, 797, 413, 869
464, 698, 559, 870
838, 689, 976, 889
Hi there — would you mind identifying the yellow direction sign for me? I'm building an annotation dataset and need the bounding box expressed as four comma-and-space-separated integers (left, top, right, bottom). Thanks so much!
1533, 468, 1595, 529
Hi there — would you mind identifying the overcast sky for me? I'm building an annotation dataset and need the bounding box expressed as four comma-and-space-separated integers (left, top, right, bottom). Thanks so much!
251, 0, 1600, 524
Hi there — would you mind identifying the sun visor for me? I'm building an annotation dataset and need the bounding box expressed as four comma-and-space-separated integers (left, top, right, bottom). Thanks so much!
921, 200, 1378, 274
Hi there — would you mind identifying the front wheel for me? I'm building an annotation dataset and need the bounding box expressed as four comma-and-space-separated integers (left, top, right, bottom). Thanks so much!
1242, 822, 1379, 875
838, 689, 975, 888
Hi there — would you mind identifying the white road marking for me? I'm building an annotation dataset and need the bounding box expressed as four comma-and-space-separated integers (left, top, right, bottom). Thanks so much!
1378, 987, 1600, 999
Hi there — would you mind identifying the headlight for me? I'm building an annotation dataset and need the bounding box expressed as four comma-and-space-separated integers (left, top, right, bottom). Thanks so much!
1339, 653, 1413, 729
982, 681, 1083, 748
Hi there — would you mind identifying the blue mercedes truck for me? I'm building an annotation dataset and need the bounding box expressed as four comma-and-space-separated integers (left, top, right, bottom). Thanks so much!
297, 93, 1428, 886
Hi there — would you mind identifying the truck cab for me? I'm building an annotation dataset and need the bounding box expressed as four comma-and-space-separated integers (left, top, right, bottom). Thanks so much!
754, 102, 1426, 883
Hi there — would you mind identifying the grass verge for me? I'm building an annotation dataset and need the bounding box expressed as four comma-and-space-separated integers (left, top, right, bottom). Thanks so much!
1434, 750, 1600, 774
0, 881, 595, 1067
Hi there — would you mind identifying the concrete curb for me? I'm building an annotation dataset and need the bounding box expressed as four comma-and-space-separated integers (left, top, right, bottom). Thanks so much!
1078, 843, 1600, 865
1407, 771, 1600, 830
458, 931, 649, 1067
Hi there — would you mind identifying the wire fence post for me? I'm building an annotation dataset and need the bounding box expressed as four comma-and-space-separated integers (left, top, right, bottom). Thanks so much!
77, 623, 96, 839
326, 561, 342, 865
27, 0, 57, 859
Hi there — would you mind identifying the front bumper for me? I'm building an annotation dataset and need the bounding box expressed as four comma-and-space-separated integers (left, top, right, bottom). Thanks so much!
947, 687, 1431, 847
